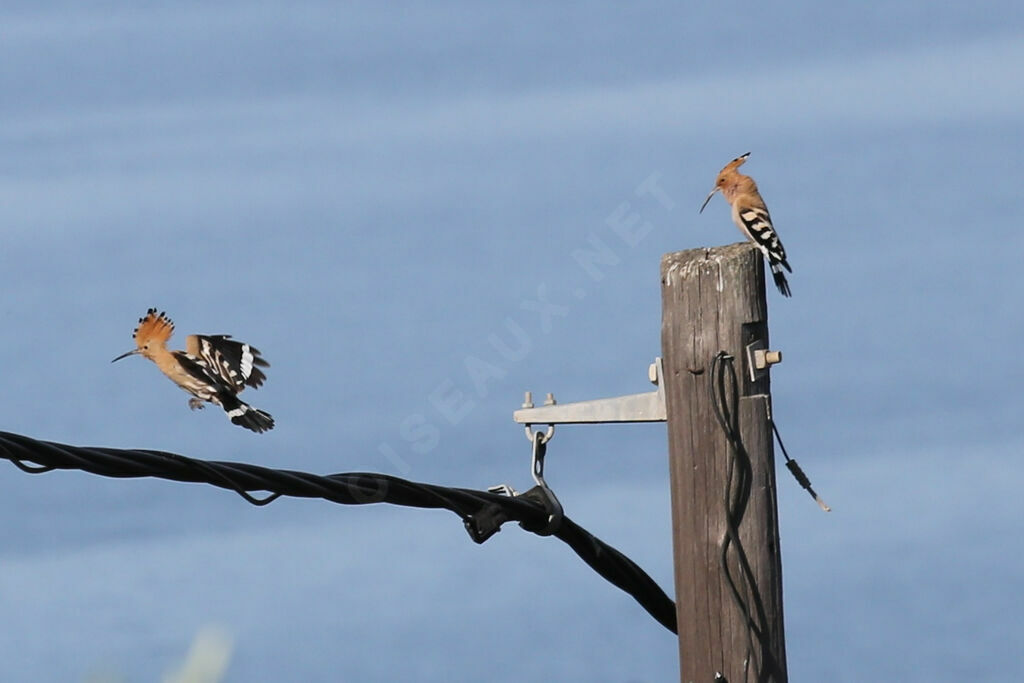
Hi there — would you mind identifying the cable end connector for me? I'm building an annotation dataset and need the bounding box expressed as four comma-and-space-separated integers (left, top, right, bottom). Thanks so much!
784, 459, 831, 512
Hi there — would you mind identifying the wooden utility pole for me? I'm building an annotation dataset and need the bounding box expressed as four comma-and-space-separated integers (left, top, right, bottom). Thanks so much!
660, 243, 787, 683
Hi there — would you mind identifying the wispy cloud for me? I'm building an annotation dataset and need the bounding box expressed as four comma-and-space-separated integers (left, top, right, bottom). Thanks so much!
3, 33, 1020, 154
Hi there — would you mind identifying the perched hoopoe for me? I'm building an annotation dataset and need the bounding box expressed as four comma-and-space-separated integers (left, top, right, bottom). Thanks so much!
112, 308, 274, 433
699, 152, 792, 297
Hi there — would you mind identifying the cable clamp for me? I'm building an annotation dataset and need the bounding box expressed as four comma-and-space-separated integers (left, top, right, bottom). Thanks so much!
485, 430, 564, 537
464, 494, 513, 544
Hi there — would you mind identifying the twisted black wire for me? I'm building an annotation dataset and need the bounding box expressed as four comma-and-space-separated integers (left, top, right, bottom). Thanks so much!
709, 353, 783, 682
0, 430, 677, 634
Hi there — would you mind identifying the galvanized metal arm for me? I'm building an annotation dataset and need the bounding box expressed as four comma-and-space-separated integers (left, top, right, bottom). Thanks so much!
513, 357, 667, 431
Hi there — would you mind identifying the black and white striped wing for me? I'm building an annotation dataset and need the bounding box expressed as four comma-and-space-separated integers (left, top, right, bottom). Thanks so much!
189, 335, 269, 392
734, 204, 793, 297
735, 205, 791, 272
171, 352, 233, 402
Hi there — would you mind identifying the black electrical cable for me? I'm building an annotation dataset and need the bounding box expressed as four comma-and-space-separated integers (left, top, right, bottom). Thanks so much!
0, 430, 677, 634
769, 415, 831, 512
708, 352, 784, 682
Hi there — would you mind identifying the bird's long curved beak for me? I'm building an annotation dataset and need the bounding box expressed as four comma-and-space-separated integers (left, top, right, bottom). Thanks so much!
699, 187, 718, 214
111, 349, 139, 363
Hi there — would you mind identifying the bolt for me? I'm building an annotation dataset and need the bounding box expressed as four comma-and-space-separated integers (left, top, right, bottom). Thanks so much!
753, 349, 783, 369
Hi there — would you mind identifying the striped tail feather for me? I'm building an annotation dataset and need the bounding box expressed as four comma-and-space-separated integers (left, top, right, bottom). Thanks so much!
220, 393, 275, 433
771, 264, 792, 297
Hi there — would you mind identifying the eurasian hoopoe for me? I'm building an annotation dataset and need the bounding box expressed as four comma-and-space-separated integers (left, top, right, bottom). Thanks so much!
699, 152, 792, 297
112, 308, 275, 433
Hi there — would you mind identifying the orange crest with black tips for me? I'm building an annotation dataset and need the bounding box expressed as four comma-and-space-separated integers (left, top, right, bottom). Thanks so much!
133, 308, 175, 349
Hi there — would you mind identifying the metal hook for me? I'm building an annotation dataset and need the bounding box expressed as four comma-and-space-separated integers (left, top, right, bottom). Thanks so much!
522, 391, 556, 444
488, 429, 563, 536
530, 429, 548, 487
524, 423, 555, 444
524, 430, 563, 535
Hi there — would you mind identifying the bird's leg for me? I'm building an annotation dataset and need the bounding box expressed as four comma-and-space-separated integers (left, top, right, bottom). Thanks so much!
188, 397, 206, 411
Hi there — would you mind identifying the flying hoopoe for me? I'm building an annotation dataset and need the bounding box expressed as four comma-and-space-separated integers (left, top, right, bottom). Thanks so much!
699, 152, 792, 297
112, 308, 275, 433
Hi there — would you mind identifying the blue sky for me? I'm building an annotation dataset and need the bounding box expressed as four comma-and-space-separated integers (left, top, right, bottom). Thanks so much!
1, 2, 1023, 680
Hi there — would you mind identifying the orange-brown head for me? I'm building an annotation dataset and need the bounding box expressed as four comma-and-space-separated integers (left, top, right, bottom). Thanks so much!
699, 152, 753, 212
112, 308, 175, 363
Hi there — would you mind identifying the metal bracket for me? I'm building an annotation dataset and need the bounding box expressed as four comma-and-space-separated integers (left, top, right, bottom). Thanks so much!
514, 357, 667, 425
744, 340, 782, 382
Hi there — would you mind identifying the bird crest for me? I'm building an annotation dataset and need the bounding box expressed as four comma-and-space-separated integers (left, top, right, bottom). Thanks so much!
717, 152, 750, 178
133, 308, 175, 348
